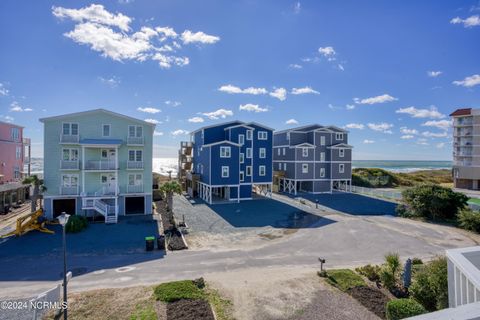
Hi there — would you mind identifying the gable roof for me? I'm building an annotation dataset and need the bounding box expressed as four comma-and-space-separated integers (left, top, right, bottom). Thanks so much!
202, 140, 241, 148
450, 108, 472, 117
244, 121, 275, 131
190, 120, 243, 135
39, 108, 156, 127
292, 142, 315, 148
224, 123, 255, 131
327, 143, 353, 149
0, 120, 24, 128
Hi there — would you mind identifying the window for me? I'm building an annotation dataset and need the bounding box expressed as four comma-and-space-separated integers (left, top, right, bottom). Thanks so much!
320, 168, 325, 178
128, 125, 143, 137
62, 123, 78, 136
278, 163, 282, 170
246, 130, 253, 140
320, 136, 325, 146
14, 166, 20, 179
259, 148, 266, 158
239, 134, 245, 145
197, 147, 200, 157
62, 174, 78, 187
246, 166, 252, 176
339, 148, 345, 158
63, 148, 78, 161
339, 164, 345, 173
302, 148, 308, 157
320, 152, 325, 162
283, 163, 287, 171
102, 124, 111, 137
335, 133, 343, 140
222, 166, 229, 178
240, 171, 244, 182
286, 132, 290, 140
302, 164, 308, 173
11, 127, 20, 141
200, 165, 203, 174
220, 146, 231, 158
240, 153, 244, 163
16, 146, 21, 159
129, 150, 142, 161
277, 148, 280, 156
258, 131, 268, 140
128, 173, 143, 185
282, 148, 286, 156
259, 165, 266, 176
246, 148, 252, 158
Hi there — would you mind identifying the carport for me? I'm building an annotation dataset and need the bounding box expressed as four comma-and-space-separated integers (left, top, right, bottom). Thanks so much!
53, 198, 76, 218
125, 196, 145, 215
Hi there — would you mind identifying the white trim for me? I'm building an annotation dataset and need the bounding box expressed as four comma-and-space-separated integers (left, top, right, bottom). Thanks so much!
259, 148, 266, 158
203, 140, 241, 147
246, 148, 252, 158
239, 134, 245, 145
220, 146, 231, 158
246, 130, 253, 140
224, 124, 255, 131
258, 131, 268, 140
221, 166, 229, 178
259, 165, 266, 176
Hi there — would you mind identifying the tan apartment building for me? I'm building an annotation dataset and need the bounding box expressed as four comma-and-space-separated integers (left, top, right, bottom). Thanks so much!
451, 108, 480, 190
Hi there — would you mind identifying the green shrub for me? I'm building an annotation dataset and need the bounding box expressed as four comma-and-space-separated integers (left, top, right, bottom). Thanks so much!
154, 280, 205, 302
355, 264, 381, 282
325, 269, 366, 292
380, 253, 401, 290
65, 215, 88, 233
153, 189, 163, 202
395, 204, 413, 218
410, 257, 448, 311
411, 258, 423, 265
457, 209, 480, 233
401, 184, 468, 221
386, 299, 427, 320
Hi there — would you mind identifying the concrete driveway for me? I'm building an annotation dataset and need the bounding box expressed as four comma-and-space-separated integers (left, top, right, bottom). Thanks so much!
1, 193, 479, 301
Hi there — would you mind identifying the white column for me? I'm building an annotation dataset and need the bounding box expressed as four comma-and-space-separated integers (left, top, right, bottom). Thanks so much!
237, 186, 240, 203
115, 146, 118, 195
82, 146, 85, 194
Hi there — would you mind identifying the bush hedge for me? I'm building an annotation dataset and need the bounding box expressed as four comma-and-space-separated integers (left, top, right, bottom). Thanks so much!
410, 257, 448, 311
355, 264, 381, 282
386, 299, 427, 320
65, 215, 88, 233
457, 209, 480, 233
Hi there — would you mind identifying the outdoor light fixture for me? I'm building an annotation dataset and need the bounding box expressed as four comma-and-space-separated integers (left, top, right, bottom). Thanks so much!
58, 212, 70, 320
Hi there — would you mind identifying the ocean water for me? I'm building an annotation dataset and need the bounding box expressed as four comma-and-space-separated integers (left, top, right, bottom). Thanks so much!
25, 158, 452, 177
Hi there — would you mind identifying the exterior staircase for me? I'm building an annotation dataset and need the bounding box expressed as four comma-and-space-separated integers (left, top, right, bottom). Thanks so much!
82, 198, 118, 224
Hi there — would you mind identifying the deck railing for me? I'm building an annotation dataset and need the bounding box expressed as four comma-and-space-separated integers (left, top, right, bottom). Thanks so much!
85, 160, 116, 170
60, 134, 79, 143
60, 185, 79, 195
127, 184, 144, 193
60, 160, 80, 170
127, 161, 144, 169
127, 136, 144, 145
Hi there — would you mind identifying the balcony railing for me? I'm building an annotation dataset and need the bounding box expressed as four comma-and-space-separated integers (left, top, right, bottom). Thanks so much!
181, 141, 193, 148
454, 160, 473, 166
127, 161, 144, 169
455, 119, 473, 126
60, 185, 79, 195
60, 160, 80, 170
85, 160, 116, 170
127, 184, 144, 193
127, 136, 144, 145
60, 134, 79, 144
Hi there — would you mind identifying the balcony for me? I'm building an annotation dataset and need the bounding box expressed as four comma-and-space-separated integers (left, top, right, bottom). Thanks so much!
60, 185, 79, 195
60, 134, 79, 144
85, 160, 116, 170
127, 184, 144, 193
60, 160, 80, 170
455, 118, 473, 127
127, 136, 144, 145
454, 160, 473, 166
127, 161, 144, 170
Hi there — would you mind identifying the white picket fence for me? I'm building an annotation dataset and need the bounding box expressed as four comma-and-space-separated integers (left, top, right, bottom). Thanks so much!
351, 185, 403, 201
29, 271, 71, 319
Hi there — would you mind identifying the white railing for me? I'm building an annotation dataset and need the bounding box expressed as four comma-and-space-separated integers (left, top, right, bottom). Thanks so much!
454, 160, 473, 166
127, 161, 144, 169
94, 198, 107, 214
181, 141, 193, 148
127, 184, 144, 193
127, 136, 144, 145
351, 185, 402, 201
85, 160, 116, 170
60, 160, 79, 170
60, 134, 79, 143
60, 185, 79, 195
94, 185, 118, 196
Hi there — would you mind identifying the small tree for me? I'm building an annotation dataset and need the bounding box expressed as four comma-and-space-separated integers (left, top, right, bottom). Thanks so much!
159, 181, 182, 212
22, 175, 47, 212
380, 252, 401, 291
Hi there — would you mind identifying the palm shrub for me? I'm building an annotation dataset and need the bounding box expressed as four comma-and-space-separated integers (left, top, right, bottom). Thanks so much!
159, 181, 182, 212
65, 215, 88, 233
355, 264, 381, 282
401, 184, 468, 221
22, 175, 47, 212
380, 252, 401, 291
410, 256, 448, 311
457, 209, 480, 233
386, 299, 427, 320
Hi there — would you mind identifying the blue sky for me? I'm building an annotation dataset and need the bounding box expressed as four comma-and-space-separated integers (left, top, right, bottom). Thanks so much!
1, 0, 479, 159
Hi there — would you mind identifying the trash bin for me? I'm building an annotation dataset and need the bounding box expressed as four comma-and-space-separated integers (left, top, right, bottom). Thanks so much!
145, 236, 155, 251
157, 235, 165, 250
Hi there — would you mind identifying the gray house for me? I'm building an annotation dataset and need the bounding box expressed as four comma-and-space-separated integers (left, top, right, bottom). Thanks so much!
273, 124, 353, 194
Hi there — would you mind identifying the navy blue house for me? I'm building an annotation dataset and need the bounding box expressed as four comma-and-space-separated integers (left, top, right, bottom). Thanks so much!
183, 121, 274, 204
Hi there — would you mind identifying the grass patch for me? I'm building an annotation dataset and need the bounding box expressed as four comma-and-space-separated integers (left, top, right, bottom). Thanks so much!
352, 168, 452, 188
130, 304, 157, 320
154, 280, 205, 302
204, 286, 234, 320
468, 198, 480, 205
325, 269, 366, 292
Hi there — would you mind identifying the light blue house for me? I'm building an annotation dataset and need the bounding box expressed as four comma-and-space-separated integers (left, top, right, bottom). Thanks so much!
183, 121, 274, 204
40, 109, 155, 223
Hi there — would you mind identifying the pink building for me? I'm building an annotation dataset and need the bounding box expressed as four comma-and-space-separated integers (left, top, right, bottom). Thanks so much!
0, 120, 30, 183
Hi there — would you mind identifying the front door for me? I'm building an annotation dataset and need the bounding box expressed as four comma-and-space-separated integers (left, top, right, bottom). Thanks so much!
101, 173, 116, 194
101, 149, 116, 161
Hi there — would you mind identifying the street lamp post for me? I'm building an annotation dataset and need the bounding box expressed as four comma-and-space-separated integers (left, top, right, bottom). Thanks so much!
58, 212, 70, 320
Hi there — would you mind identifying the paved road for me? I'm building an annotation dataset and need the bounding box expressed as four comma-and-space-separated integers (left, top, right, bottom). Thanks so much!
1, 193, 479, 300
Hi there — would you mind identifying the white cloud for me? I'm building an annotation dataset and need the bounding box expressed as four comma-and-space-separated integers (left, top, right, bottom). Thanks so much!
289, 64, 302, 69
0, 115, 14, 123
137, 107, 161, 114
450, 15, 480, 28
363, 139, 375, 144
153, 130, 164, 136
202, 108, 233, 120
0, 83, 9, 96
155, 27, 177, 39
344, 123, 364, 130
98, 76, 120, 87
337, 64, 345, 71
171, 129, 189, 136
181, 30, 220, 44
165, 100, 181, 107
270, 88, 287, 101
421, 120, 451, 130
427, 71, 442, 77
218, 84, 267, 95
354, 94, 398, 105
453, 74, 480, 88
188, 117, 204, 123
436, 142, 445, 149
395, 106, 445, 119
401, 135, 415, 139
239, 103, 268, 113
400, 127, 419, 135
417, 138, 429, 145
144, 118, 160, 124
10, 101, 33, 112
286, 119, 299, 125
367, 122, 394, 134
291, 86, 320, 95
152, 53, 189, 68
346, 104, 355, 110
293, 2, 301, 14
422, 131, 448, 138
318, 46, 336, 61
52, 4, 132, 31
